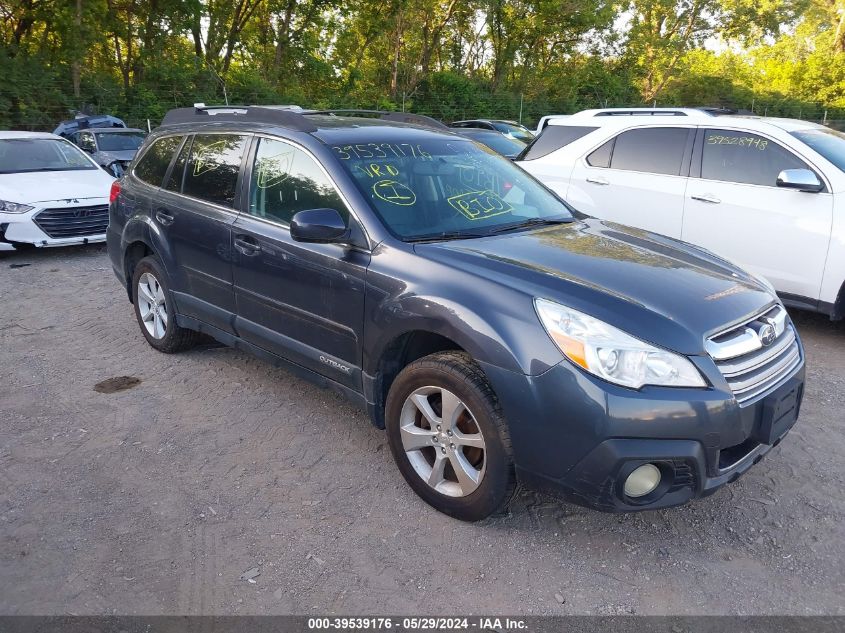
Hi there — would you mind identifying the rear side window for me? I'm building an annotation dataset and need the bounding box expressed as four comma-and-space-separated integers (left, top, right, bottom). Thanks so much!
183, 134, 248, 207
520, 126, 597, 160
702, 129, 809, 187
133, 136, 182, 187
248, 137, 347, 225
586, 138, 614, 168
163, 137, 191, 193
609, 127, 689, 175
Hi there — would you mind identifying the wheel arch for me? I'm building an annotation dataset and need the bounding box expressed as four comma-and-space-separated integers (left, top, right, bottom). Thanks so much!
123, 240, 154, 302
366, 329, 471, 429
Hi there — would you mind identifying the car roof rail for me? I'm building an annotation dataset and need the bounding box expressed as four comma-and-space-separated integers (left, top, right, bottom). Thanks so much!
304, 109, 450, 131
160, 104, 319, 132
571, 108, 715, 118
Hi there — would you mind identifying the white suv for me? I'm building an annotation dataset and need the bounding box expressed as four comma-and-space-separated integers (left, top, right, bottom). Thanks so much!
518, 108, 845, 320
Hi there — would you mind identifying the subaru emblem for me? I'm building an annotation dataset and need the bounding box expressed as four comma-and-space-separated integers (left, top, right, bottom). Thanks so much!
758, 323, 776, 346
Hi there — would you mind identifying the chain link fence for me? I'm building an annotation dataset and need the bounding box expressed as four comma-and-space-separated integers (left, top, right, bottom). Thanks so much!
6, 73, 845, 133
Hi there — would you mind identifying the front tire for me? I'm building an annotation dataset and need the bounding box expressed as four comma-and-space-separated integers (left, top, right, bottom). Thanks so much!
385, 352, 516, 521
131, 255, 199, 353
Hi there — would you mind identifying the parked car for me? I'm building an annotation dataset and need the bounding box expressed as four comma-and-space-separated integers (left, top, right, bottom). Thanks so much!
517, 107, 845, 320
451, 126, 527, 159
108, 105, 804, 521
0, 131, 114, 251
450, 119, 535, 143
54, 113, 128, 137
69, 128, 146, 177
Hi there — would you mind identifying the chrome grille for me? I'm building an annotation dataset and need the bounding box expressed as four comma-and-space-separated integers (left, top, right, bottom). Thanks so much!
34, 205, 109, 239
706, 305, 801, 404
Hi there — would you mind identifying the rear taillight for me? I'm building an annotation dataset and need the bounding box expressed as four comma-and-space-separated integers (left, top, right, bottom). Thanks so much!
109, 180, 121, 204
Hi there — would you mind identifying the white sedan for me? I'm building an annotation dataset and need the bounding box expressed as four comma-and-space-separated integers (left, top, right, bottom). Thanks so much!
0, 131, 115, 251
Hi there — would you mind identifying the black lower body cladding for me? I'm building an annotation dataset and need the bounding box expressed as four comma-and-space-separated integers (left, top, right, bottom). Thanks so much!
478, 353, 805, 512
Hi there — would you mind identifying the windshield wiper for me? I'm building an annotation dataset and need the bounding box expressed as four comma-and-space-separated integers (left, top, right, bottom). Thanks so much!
484, 217, 573, 235
408, 231, 491, 243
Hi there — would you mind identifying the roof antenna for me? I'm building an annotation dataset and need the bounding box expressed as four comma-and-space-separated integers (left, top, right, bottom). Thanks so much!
203, 60, 229, 106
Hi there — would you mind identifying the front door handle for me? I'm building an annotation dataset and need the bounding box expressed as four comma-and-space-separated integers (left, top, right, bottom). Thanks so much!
155, 209, 174, 226
691, 193, 721, 204
233, 235, 261, 256
586, 176, 610, 186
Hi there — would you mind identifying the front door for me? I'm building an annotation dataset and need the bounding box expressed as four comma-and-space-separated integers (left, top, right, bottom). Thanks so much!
683, 128, 833, 302
231, 136, 369, 390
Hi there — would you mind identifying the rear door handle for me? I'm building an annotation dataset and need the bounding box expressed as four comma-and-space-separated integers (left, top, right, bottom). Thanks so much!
233, 234, 261, 256
155, 209, 174, 226
690, 193, 721, 204
586, 176, 610, 186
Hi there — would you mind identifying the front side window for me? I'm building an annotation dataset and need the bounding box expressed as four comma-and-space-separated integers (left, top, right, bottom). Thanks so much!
249, 137, 347, 225
0, 138, 96, 174
133, 135, 182, 187
608, 127, 689, 175
333, 136, 573, 241
701, 129, 808, 186
791, 127, 845, 173
95, 132, 145, 152
183, 134, 248, 207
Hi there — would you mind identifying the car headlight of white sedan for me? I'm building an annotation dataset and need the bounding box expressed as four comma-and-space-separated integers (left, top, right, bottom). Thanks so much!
0, 200, 35, 214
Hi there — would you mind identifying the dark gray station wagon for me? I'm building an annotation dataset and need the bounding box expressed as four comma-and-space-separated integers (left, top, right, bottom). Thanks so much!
107, 106, 805, 521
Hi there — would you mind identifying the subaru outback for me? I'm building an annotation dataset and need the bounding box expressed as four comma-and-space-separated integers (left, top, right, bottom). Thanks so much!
107, 106, 805, 521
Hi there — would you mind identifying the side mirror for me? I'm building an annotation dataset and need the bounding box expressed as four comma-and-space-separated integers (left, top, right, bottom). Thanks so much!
290, 208, 348, 244
776, 169, 823, 193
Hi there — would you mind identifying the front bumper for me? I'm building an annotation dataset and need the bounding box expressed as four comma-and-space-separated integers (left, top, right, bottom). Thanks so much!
1, 200, 109, 249
479, 346, 805, 513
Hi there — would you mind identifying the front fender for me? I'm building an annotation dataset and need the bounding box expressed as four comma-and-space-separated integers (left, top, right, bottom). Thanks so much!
362, 243, 564, 378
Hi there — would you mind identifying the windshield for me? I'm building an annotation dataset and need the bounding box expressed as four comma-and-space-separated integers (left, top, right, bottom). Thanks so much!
95, 132, 145, 152
332, 137, 572, 241
791, 128, 845, 173
464, 132, 527, 157
492, 122, 534, 142
0, 138, 96, 174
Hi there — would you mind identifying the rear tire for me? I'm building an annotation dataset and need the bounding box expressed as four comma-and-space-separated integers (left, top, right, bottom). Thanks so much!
131, 255, 199, 353
385, 351, 516, 521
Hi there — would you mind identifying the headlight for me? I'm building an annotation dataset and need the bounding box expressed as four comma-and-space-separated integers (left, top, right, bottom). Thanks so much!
534, 298, 707, 389
0, 200, 35, 214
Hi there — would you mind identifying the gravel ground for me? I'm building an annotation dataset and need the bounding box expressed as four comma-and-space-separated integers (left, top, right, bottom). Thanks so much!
0, 244, 843, 616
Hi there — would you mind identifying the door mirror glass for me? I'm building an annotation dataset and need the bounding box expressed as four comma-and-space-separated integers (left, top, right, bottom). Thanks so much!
290, 208, 348, 243
776, 168, 823, 192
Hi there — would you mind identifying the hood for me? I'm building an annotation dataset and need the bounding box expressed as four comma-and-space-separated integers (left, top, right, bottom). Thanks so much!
96, 150, 137, 164
0, 169, 114, 204
415, 219, 776, 353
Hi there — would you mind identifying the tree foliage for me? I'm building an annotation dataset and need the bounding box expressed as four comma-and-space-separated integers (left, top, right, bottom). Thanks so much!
1, 0, 845, 129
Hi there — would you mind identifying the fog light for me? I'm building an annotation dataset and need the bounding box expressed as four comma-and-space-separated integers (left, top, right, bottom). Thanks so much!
624, 463, 661, 498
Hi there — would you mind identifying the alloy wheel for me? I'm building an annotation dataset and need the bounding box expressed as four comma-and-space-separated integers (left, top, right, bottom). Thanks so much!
399, 386, 486, 497
137, 272, 168, 340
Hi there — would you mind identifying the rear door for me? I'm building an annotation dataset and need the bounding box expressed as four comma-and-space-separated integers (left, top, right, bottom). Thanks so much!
568, 126, 693, 238
683, 128, 833, 302
230, 136, 369, 390
154, 133, 250, 333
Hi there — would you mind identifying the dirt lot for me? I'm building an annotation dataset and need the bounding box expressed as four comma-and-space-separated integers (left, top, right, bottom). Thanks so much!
1, 244, 843, 616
